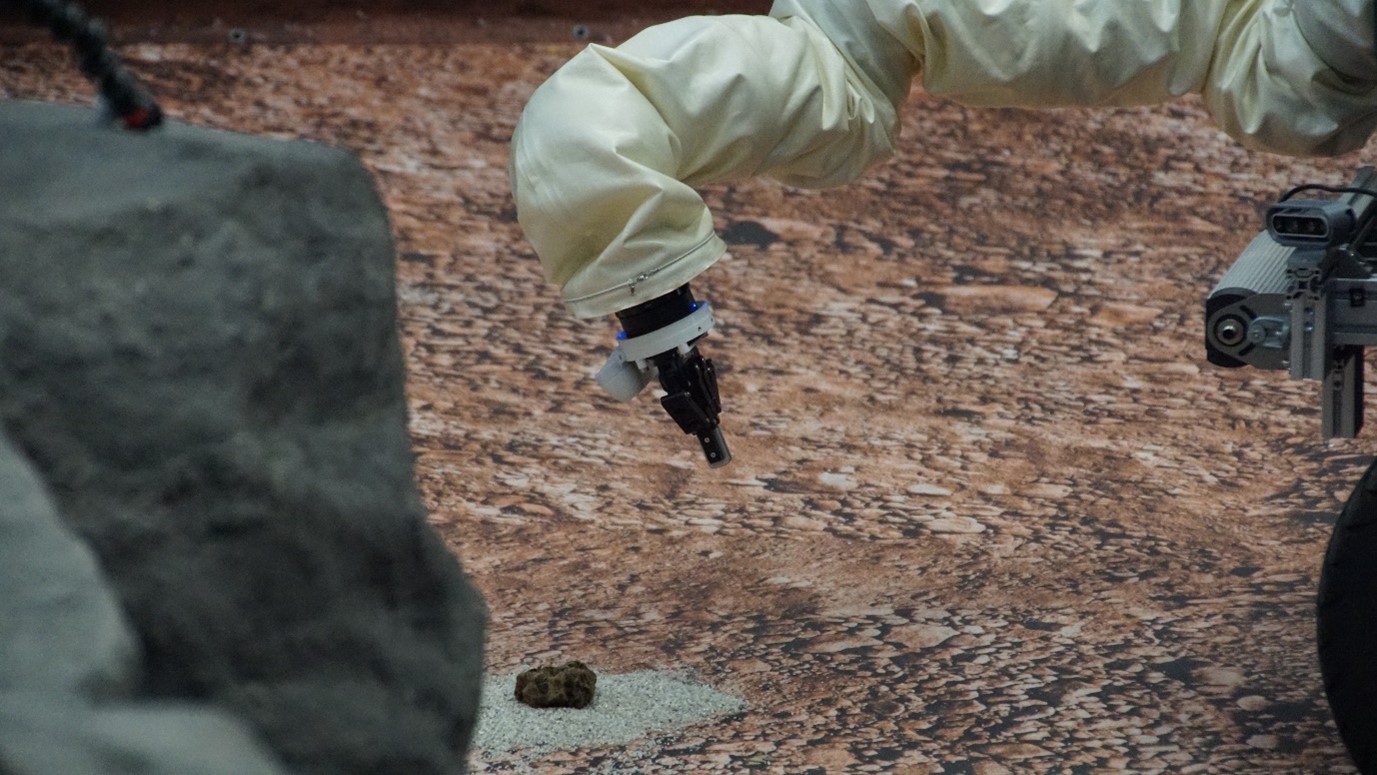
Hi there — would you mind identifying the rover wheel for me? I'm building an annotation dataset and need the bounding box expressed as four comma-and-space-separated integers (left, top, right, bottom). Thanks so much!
1318, 457, 1377, 774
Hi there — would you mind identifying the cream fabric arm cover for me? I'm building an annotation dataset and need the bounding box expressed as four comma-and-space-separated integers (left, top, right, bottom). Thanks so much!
511, 0, 1377, 318
510, 14, 901, 317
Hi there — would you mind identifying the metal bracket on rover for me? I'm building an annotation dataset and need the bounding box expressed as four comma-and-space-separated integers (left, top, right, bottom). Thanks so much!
1206, 166, 1377, 775
1206, 166, 1377, 438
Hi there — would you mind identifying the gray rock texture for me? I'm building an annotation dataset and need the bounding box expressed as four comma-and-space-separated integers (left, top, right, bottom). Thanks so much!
0, 100, 486, 775
0, 409, 288, 773
0, 692, 290, 775
0, 433, 136, 697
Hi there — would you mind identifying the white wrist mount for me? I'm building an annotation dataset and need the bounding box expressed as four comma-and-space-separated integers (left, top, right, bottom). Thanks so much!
595, 301, 715, 402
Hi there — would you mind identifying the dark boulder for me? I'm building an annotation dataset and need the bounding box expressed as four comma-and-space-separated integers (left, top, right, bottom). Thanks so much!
0, 100, 486, 775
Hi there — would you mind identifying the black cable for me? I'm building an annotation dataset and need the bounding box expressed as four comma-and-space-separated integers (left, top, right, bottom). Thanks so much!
8, 0, 162, 130
1279, 184, 1377, 203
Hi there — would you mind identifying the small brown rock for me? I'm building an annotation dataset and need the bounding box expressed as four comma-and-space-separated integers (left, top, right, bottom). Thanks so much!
515, 661, 597, 709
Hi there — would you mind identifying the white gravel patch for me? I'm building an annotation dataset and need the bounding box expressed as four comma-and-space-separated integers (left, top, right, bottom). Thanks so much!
472, 670, 746, 754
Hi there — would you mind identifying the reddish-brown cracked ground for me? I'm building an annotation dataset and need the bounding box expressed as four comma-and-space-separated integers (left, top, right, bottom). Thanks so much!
4, 22, 1374, 773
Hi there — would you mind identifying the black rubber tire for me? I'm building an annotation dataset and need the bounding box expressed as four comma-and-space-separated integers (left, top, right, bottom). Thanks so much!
1318, 457, 1377, 774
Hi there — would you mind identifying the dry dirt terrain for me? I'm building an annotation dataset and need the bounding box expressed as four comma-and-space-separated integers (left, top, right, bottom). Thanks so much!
5, 19, 1377, 773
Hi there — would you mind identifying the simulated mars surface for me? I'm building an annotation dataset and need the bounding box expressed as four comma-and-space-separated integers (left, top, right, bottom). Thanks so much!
4, 13, 1375, 772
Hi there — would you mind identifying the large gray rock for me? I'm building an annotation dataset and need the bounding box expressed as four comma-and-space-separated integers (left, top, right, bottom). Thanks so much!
0, 100, 486, 774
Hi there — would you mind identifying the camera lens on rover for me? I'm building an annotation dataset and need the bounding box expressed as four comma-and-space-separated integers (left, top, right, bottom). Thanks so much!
1214, 316, 1246, 346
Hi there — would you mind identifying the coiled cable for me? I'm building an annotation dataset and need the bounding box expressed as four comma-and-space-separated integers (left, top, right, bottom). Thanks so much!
7, 0, 162, 129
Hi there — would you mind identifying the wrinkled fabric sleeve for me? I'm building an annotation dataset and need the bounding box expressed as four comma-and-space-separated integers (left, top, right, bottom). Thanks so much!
512, 0, 1377, 319
510, 14, 904, 318
864, 0, 1377, 155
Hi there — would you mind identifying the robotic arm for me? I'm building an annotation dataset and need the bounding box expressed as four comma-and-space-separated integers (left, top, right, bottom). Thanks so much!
512, 0, 1377, 465
510, 8, 905, 466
